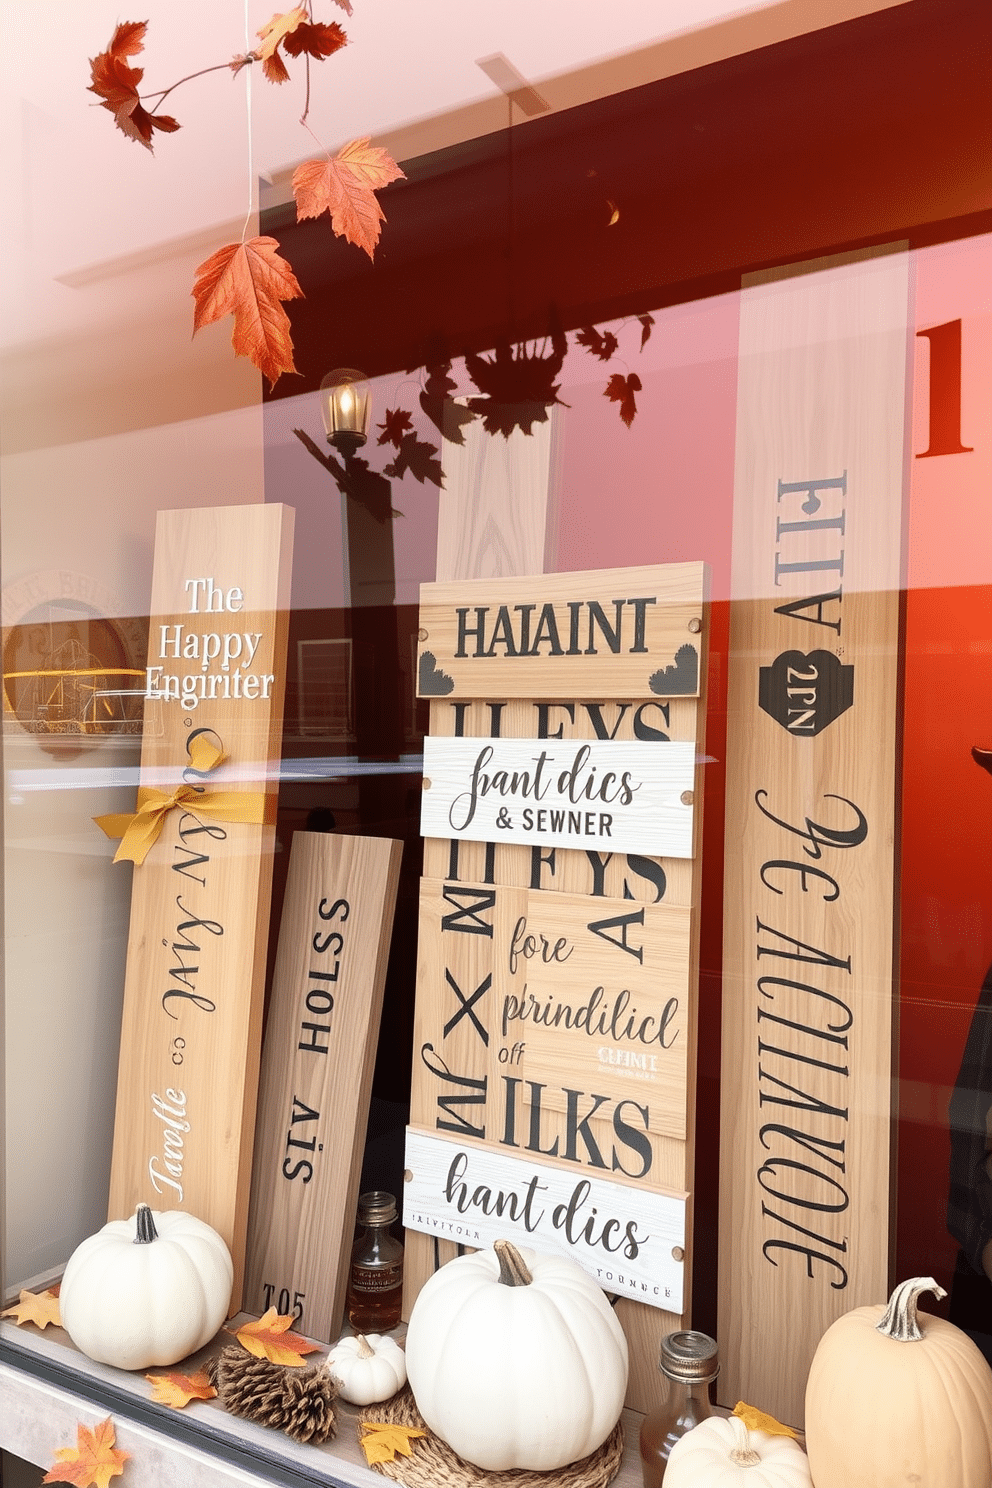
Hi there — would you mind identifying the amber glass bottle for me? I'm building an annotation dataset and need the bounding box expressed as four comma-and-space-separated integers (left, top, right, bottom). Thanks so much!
345, 1191, 404, 1332
639, 1330, 719, 1488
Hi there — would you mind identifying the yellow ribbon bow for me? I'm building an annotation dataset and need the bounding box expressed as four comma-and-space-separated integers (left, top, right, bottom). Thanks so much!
94, 732, 268, 866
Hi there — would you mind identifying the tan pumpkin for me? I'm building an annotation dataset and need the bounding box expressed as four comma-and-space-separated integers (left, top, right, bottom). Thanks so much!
804, 1275, 992, 1488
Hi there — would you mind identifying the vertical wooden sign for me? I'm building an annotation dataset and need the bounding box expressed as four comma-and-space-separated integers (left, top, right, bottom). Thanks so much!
244, 831, 402, 1340
719, 250, 909, 1424
106, 504, 294, 1305
405, 562, 709, 1411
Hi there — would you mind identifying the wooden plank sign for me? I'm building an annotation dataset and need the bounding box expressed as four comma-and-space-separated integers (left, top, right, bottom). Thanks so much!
406, 561, 709, 1412
417, 563, 705, 700
421, 736, 696, 857
405, 1130, 687, 1312
412, 876, 693, 1138
244, 832, 402, 1341
106, 504, 294, 1305
720, 250, 909, 1425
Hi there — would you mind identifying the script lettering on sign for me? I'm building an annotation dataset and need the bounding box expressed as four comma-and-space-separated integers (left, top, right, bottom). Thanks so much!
422, 737, 695, 858
407, 560, 709, 1413
721, 251, 907, 1424
107, 504, 294, 1305
406, 879, 691, 1309
404, 1129, 687, 1309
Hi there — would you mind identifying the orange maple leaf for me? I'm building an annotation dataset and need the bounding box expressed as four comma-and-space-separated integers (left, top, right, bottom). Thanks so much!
359, 1422, 427, 1466
192, 236, 303, 387
146, 1369, 217, 1409
255, 6, 308, 82
2, 1287, 62, 1330
293, 140, 405, 260
43, 1417, 129, 1488
88, 20, 180, 150
232, 1307, 321, 1366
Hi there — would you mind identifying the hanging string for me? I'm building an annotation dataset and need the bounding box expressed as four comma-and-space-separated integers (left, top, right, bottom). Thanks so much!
240, 0, 254, 243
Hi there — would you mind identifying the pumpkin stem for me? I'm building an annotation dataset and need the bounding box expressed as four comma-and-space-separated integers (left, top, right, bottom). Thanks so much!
494, 1239, 533, 1287
876, 1276, 948, 1342
356, 1333, 375, 1359
133, 1204, 159, 1245
728, 1416, 762, 1467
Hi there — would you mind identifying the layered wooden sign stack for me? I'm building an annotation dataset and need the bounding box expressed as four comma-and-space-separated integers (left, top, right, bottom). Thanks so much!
244, 830, 403, 1340
720, 249, 910, 1424
405, 563, 708, 1409
106, 504, 294, 1304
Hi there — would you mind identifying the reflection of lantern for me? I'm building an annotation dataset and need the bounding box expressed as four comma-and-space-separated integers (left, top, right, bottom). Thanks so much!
320, 368, 372, 452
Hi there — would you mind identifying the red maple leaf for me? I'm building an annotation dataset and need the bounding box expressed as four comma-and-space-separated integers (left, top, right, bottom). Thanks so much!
604, 371, 641, 427
192, 236, 303, 387
377, 408, 414, 447
575, 325, 619, 362
637, 313, 655, 349
88, 20, 180, 151
383, 432, 444, 487
283, 21, 347, 59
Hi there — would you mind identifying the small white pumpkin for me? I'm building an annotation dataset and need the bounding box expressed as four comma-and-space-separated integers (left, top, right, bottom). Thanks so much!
405, 1238, 628, 1471
60, 1203, 233, 1370
325, 1332, 407, 1404
665, 1416, 813, 1488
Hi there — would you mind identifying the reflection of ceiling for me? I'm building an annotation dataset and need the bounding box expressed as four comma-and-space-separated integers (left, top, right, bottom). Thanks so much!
0, 0, 908, 354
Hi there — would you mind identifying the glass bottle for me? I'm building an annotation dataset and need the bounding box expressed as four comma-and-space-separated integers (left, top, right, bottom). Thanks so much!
345, 1190, 404, 1332
639, 1330, 719, 1488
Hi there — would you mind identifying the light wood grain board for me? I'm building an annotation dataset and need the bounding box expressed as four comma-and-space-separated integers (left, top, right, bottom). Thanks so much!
244, 831, 402, 1340
437, 410, 557, 581
404, 1128, 687, 1311
421, 736, 695, 857
719, 249, 908, 1425
407, 563, 709, 1414
417, 563, 705, 699
410, 877, 692, 1149
106, 504, 294, 1306
422, 696, 698, 908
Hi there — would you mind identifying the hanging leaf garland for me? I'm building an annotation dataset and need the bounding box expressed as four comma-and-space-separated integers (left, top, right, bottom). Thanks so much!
87, 11, 404, 385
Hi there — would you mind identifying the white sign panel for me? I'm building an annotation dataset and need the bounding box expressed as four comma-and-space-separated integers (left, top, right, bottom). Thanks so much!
403, 1126, 687, 1311
421, 736, 696, 858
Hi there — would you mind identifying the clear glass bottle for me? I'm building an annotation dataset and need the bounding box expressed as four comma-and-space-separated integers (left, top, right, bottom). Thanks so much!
345, 1190, 404, 1332
639, 1330, 719, 1488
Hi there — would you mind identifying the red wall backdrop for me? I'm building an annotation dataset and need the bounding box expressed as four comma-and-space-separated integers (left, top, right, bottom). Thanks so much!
898, 234, 992, 1299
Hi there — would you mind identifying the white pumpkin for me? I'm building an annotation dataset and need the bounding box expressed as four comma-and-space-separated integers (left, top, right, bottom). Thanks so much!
405, 1239, 628, 1471
665, 1416, 813, 1488
60, 1204, 233, 1370
326, 1332, 407, 1404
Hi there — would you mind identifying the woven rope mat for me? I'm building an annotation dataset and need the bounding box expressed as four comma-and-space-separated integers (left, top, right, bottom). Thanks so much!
358, 1388, 624, 1488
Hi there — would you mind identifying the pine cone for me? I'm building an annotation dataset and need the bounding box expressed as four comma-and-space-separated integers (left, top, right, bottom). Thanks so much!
209, 1345, 337, 1445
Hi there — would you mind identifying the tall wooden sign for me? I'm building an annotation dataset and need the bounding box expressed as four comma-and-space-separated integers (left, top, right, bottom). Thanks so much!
244, 831, 403, 1340
719, 250, 909, 1424
406, 562, 708, 1410
106, 504, 294, 1304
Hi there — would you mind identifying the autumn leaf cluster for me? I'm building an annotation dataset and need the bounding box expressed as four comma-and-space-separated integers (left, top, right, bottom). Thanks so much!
88, 22, 178, 151
88, 10, 405, 387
